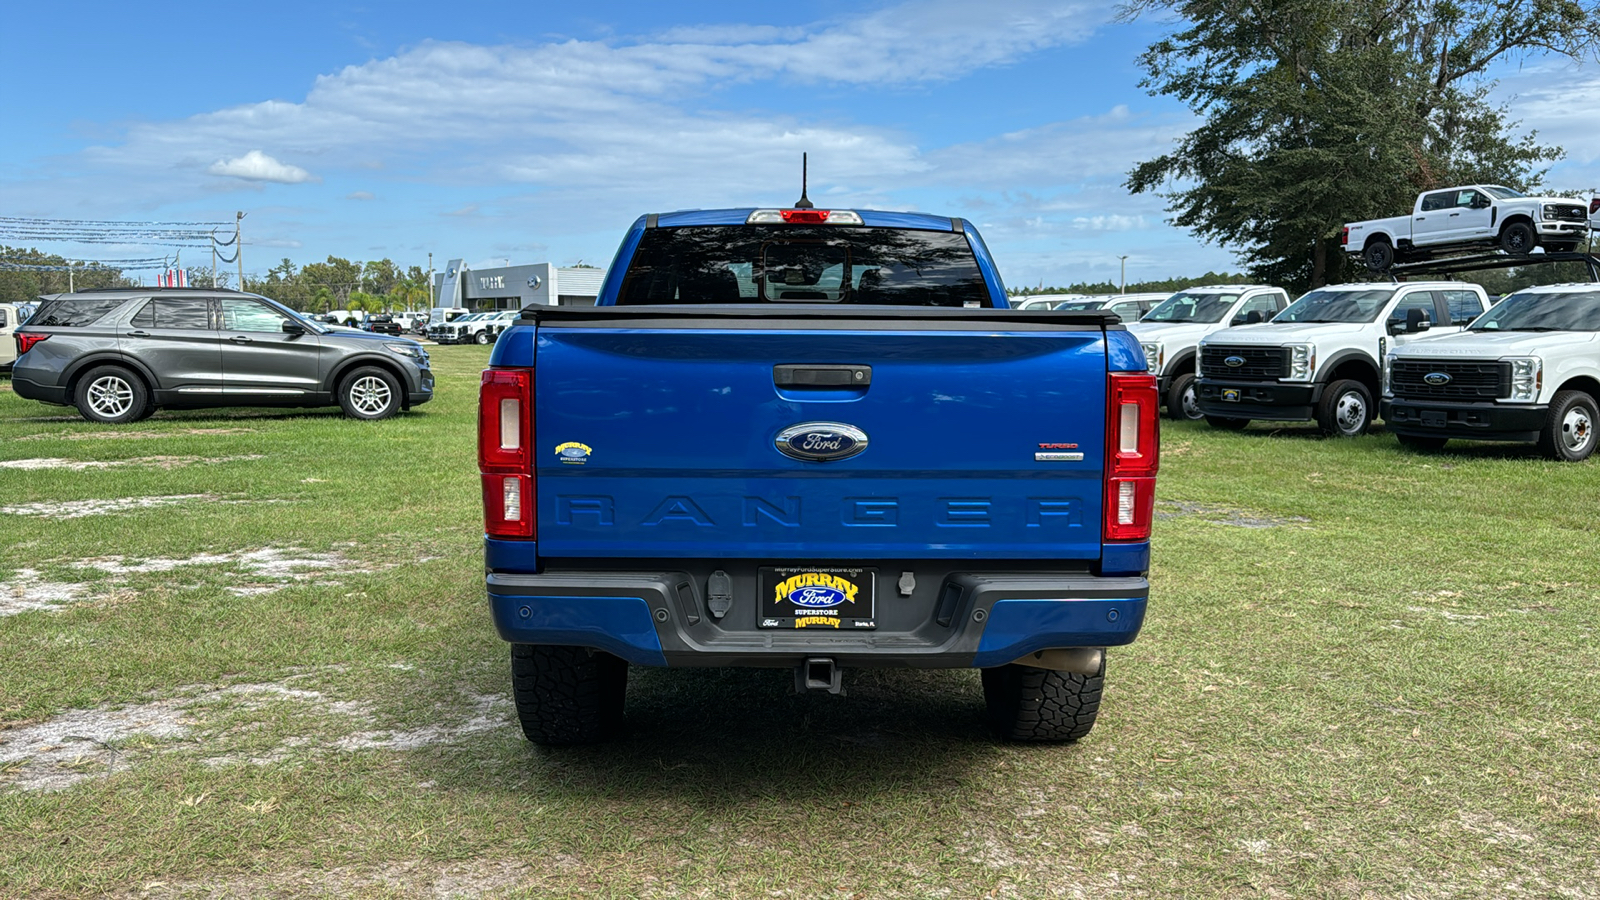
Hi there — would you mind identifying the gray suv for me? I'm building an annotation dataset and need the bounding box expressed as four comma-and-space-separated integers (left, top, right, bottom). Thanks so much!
11, 288, 434, 423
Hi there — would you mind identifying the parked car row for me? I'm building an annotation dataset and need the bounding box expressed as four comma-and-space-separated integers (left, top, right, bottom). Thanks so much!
427, 309, 519, 344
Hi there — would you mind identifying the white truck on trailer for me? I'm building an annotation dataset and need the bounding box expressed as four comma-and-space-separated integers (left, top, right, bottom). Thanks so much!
1344, 186, 1590, 271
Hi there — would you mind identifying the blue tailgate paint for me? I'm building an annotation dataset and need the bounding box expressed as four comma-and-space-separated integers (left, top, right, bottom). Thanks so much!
531, 327, 1108, 559
1106, 330, 1148, 372
970, 597, 1147, 668
488, 593, 667, 666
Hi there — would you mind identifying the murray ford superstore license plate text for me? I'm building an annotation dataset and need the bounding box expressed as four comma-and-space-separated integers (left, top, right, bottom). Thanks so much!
759, 567, 877, 629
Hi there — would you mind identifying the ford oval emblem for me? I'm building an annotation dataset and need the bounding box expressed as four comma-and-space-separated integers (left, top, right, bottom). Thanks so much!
775, 422, 869, 462
1224, 355, 1246, 368
1424, 372, 1452, 386
788, 585, 848, 608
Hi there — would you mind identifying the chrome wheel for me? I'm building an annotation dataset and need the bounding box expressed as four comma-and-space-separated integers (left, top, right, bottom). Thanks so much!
349, 376, 392, 415
1561, 406, 1594, 454
87, 375, 134, 418
1336, 390, 1367, 434
1180, 384, 1202, 420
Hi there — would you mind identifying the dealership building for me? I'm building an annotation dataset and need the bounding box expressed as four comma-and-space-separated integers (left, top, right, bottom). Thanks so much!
432, 260, 605, 316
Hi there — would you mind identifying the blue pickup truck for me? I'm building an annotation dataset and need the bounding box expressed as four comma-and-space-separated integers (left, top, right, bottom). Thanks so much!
479, 206, 1158, 744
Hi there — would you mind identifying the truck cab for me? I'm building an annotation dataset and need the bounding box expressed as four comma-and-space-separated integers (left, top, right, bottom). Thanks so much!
1384, 284, 1600, 461
479, 206, 1157, 745
1128, 285, 1290, 420
1195, 281, 1489, 435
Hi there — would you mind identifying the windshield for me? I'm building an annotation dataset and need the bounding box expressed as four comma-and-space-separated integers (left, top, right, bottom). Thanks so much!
1470, 289, 1600, 332
1274, 288, 1396, 324
1482, 185, 1526, 200
1143, 291, 1239, 324
618, 225, 993, 307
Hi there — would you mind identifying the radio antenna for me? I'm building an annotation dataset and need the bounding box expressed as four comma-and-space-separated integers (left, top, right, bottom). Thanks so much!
794, 152, 814, 209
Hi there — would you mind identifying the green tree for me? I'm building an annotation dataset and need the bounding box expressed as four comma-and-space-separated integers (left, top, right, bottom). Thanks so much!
1123, 0, 1600, 292
0, 245, 135, 301
302, 256, 362, 304
361, 258, 400, 297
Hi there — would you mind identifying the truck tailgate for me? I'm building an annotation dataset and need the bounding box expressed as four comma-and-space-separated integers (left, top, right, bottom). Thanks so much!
524, 307, 1111, 560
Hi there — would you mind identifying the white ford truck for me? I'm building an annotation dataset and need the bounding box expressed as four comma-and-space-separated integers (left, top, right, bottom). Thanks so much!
1129, 285, 1291, 420
1383, 284, 1600, 461
1344, 185, 1590, 271
1, 301, 23, 369
1194, 281, 1490, 435
1132, 281, 1292, 419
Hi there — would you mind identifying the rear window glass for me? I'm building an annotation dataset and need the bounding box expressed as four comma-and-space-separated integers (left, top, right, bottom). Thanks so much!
26, 297, 129, 327
132, 297, 213, 330
617, 226, 993, 307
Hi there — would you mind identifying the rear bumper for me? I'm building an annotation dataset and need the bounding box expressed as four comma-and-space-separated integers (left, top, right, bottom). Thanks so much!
1195, 378, 1319, 421
1382, 399, 1547, 441
487, 570, 1147, 669
10, 375, 68, 405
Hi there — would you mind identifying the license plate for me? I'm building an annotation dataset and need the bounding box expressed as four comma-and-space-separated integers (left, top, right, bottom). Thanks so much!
1222, 389, 1242, 403
758, 567, 877, 629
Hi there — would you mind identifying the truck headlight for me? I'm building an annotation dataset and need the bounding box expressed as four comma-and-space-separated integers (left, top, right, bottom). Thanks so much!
1506, 356, 1542, 402
1382, 354, 1394, 398
1140, 342, 1164, 375
1542, 206, 1558, 221
1285, 343, 1315, 381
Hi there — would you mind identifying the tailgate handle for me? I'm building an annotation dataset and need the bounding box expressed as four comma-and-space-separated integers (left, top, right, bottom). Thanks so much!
773, 364, 871, 388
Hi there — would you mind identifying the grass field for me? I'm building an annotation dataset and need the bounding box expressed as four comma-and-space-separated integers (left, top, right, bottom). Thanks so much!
2, 345, 1598, 899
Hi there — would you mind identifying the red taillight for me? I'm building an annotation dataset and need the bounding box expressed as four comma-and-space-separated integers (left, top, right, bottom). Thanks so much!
479, 368, 534, 538
780, 209, 831, 224
15, 333, 48, 355
1590, 198, 1600, 215
1104, 373, 1159, 542
1340, 226, 1349, 246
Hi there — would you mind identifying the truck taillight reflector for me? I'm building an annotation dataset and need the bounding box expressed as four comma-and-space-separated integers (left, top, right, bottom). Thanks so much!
480, 368, 534, 538
482, 474, 533, 538
1105, 373, 1159, 542
1340, 226, 1349, 246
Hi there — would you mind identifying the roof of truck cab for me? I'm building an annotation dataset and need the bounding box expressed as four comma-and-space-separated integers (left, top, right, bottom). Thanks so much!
652, 209, 961, 230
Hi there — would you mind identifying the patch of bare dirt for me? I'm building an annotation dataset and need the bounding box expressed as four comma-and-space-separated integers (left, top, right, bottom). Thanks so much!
0, 494, 216, 519
16, 427, 257, 442
0, 568, 93, 617
0, 455, 263, 471
1156, 499, 1311, 529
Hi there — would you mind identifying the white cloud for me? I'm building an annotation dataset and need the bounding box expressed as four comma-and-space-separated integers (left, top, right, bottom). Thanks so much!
207, 150, 316, 184
345, 190, 375, 200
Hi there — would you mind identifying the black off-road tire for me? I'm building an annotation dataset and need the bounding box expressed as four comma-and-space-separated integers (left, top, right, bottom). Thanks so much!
1536, 390, 1599, 462
1363, 239, 1395, 272
1316, 379, 1374, 437
1165, 372, 1203, 421
337, 366, 402, 420
1396, 433, 1448, 452
1500, 221, 1537, 256
1204, 415, 1251, 430
982, 655, 1105, 742
510, 645, 628, 746
73, 365, 150, 424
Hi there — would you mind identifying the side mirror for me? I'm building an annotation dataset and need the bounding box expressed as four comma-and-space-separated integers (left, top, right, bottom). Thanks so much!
1390, 307, 1431, 335
282, 320, 306, 335
1473, 196, 1492, 209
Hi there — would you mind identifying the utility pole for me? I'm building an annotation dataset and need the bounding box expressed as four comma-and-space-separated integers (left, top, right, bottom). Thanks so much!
427, 252, 434, 307
211, 229, 219, 287
1119, 255, 1129, 294
235, 211, 246, 290
68, 261, 74, 293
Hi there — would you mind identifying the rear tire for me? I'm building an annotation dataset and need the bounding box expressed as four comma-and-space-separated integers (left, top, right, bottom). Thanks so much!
1316, 379, 1373, 437
1363, 239, 1395, 272
337, 366, 402, 420
982, 655, 1104, 742
510, 645, 628, 746
1204, 415, 1250, 430
1165, 372, 1203, 421
1396, 433, 1448, 452
476, 330, 491, 345
1500, 221, 1537, 256
73, 365, 149, 424
1537, 390, 1598, 462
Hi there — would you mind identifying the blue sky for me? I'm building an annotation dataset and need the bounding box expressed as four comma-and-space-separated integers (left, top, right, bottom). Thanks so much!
3, 1, 1594, 289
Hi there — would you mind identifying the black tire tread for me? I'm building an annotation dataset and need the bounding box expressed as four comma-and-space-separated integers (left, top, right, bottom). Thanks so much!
337, 365, 402, 420
982, 658, 1104, 742
1536, 390, 1600, 462
1316, 378, 1373, 437
1165, 372, 1201, 421
73, 364, 151, 425
510, 644, 628, 746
